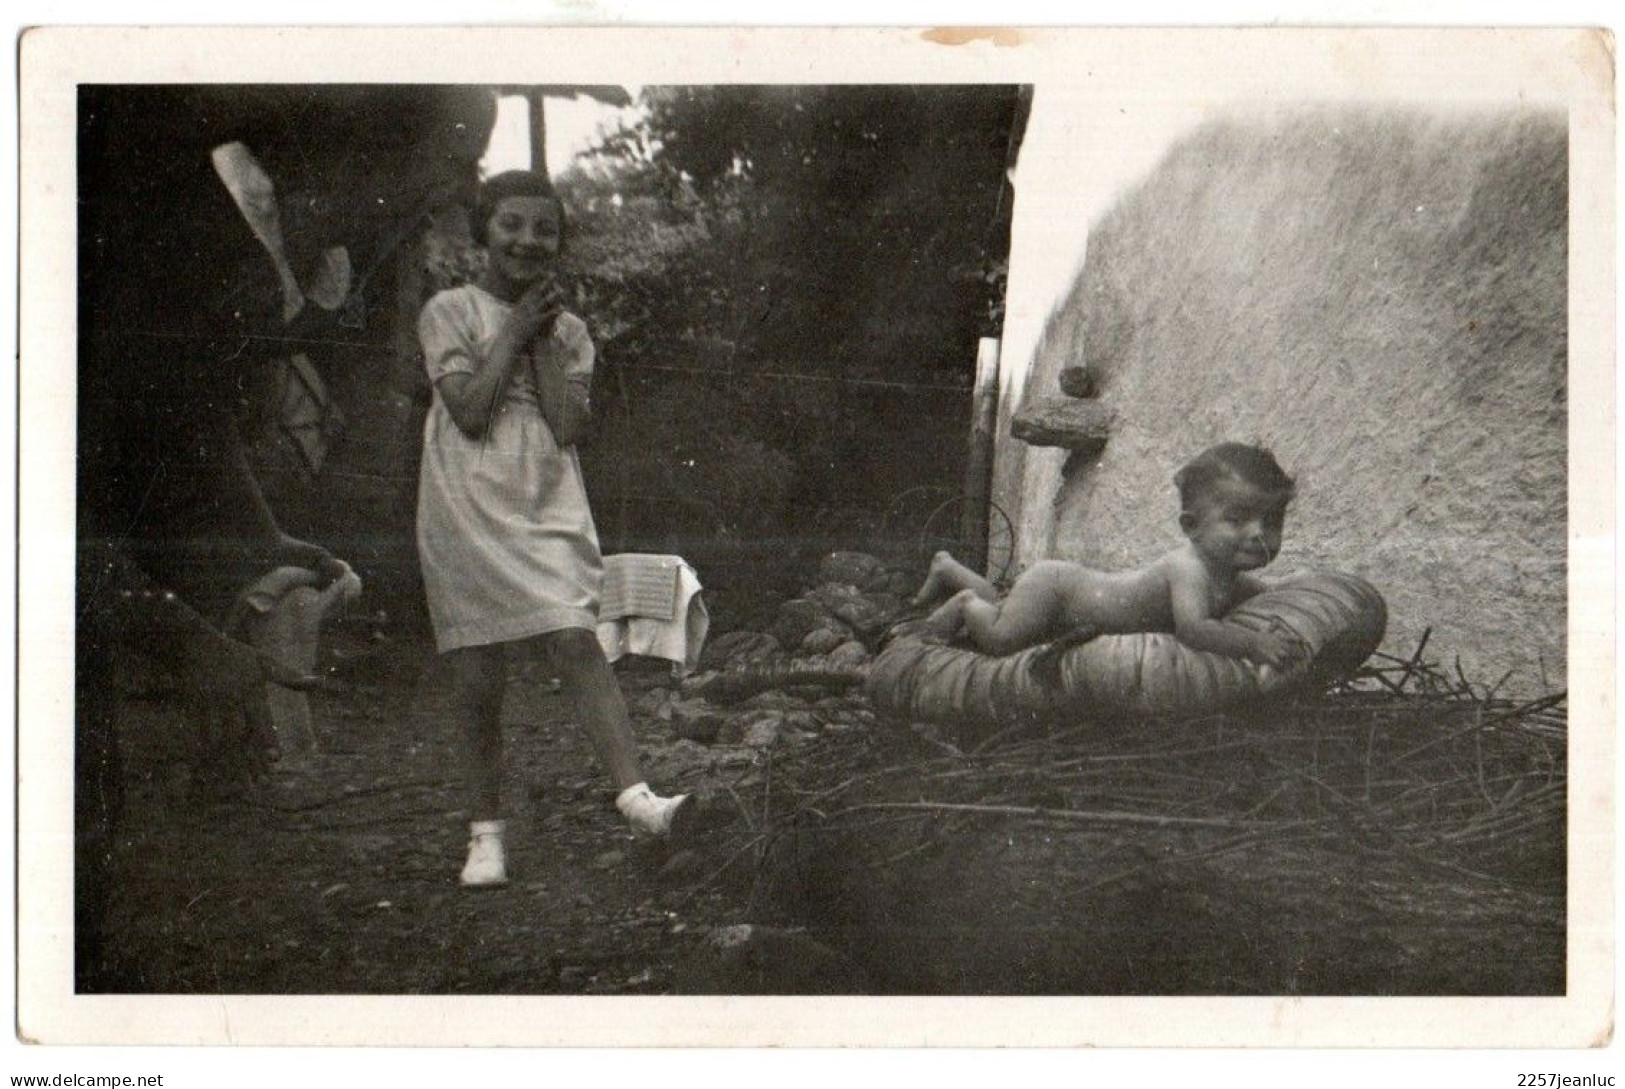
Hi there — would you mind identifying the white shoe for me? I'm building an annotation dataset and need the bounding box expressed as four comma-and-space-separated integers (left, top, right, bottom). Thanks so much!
460, 820, 508, 888
616, 783, 691, 837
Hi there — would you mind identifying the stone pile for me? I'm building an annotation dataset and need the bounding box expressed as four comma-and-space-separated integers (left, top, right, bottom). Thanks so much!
632, 551, 918, 753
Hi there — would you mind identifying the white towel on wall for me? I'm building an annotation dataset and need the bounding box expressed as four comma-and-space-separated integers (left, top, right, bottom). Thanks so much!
596, 554, 710, 675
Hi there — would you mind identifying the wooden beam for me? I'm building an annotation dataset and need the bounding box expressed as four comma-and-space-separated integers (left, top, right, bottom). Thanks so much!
1010, 396, 1113, 452
961, 337, 1001, 570
526, 88, 547, 173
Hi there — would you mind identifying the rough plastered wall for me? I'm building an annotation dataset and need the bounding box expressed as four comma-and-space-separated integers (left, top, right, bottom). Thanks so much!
1012, 107, 1566, 693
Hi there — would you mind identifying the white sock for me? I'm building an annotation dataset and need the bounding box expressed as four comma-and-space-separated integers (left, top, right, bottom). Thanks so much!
616, 782, 689, 835
461, 819, 508, 887
616, 782, 653, 813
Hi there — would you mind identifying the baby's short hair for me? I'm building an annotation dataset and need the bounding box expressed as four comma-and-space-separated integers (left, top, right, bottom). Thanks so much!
1175, 442, 1296, 509
472, 169, 567, 247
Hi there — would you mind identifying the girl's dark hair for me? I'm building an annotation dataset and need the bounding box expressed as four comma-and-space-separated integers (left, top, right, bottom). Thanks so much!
1175, 442, 1296, 509
471, 169, 567, 247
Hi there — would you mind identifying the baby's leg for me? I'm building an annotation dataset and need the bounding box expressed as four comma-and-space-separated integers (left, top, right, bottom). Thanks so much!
959, 565, 1066, 656
921, 588, 973, 641
912, 550, 1000, 606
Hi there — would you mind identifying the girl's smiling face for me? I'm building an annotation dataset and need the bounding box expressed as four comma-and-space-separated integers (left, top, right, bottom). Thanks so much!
483, 195, 562, 292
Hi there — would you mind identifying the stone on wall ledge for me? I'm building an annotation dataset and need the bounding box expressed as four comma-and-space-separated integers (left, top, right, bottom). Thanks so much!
1011, 396, 1113, 451
1058, 366, 1097, 398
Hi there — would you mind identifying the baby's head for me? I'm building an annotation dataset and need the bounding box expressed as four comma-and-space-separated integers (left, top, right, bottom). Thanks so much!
473, 170, 567, 290
1175, 443, 1296, 572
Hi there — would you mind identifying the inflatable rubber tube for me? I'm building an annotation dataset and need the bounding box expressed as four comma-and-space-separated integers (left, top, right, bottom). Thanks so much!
866, 570, 1386, 736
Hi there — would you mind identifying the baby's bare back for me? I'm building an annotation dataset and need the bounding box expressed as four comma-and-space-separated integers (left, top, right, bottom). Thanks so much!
1048, 556, 1181, 635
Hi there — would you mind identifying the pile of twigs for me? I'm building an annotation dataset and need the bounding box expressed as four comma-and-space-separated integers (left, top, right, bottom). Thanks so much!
755, 629, 1566, 895
710, 632, 1564, 992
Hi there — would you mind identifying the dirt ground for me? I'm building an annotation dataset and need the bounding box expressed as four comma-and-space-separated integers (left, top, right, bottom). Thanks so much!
93, 633, 752, 995
87, 607, 1566, 997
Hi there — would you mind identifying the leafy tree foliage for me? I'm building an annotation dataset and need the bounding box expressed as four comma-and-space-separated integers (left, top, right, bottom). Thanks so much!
559, 85, 1021, 576
375, 86, 1021, 621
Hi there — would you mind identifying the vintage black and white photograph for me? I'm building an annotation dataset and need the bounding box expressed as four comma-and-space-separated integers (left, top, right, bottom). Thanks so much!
15, 24, 1613, 1050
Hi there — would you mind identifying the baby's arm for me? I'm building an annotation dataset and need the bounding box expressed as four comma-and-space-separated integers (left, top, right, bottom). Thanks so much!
1168, 561, 1297, 669
1232, 572, 1272, 605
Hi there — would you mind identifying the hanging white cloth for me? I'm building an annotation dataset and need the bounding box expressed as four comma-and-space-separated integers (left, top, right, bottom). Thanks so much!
595, 553, 710, 675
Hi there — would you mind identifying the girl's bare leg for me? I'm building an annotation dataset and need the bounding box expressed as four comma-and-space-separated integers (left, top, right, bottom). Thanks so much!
538, 628, 642, 791
445, 644, 507, 821
913, 550, 1000, 606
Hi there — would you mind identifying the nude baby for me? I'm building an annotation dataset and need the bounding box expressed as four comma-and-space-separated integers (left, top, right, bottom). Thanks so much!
913, 442, 1303, 673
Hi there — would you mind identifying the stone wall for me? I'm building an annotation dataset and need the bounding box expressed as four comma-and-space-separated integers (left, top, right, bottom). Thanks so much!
1005, 107, 1566, 692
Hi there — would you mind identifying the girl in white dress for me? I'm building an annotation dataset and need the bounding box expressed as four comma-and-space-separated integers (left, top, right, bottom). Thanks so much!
417, 170, 688, 888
